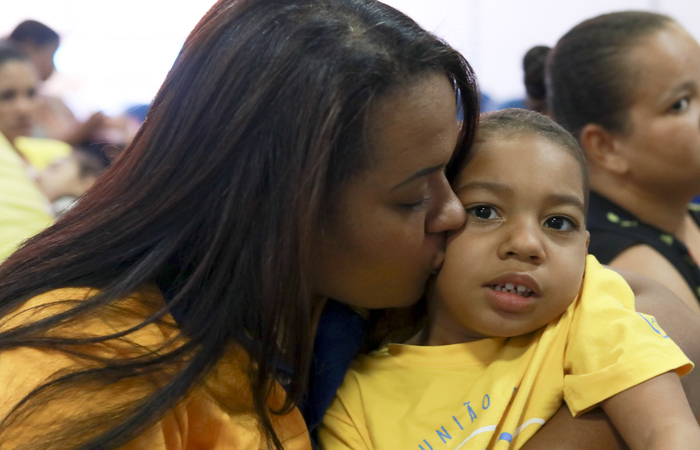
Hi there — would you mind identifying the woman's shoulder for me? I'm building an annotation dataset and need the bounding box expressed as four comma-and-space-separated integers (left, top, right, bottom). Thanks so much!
0, 285, 175, 338
0, 287, 312, 449
0, 286, 180, 394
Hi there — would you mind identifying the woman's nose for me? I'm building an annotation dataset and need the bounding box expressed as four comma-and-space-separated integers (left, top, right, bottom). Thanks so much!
15, 95, 34, 115
427, 182, 466, 234
497, 220, 545, 263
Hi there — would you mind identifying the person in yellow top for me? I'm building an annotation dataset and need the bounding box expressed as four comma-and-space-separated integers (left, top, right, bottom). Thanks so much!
320, 109, 700, 449
0, 131, 52, 261
0, 43, 71, 171
0, 43, 70, 261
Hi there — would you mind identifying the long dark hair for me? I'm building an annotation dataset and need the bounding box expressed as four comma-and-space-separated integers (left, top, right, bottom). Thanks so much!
0, 0, 478, 448
547, 11, 674, 138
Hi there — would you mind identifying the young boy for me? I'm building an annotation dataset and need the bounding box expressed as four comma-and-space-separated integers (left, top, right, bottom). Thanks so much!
319, 109, 699, 449
37, 143, 116, 216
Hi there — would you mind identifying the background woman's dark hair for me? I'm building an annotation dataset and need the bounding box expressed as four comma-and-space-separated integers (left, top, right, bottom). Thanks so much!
0, 42, 30, 67
0, 0, 478, 448
547, 11, 674, 138
8, 20, 59, 47
523, 45, 550, 114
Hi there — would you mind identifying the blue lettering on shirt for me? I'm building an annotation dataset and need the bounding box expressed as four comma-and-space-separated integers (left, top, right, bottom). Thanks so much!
498, 432, 513, 442
437, 426, 452, 443
483, 394, 490, 410
463, 401, 478, 422
637, 313, 669, 338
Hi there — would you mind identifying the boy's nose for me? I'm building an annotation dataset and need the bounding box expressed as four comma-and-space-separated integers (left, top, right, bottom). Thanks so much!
497, 220, 545, 263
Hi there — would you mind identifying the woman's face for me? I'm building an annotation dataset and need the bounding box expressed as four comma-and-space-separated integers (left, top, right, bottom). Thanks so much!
23, 41, 58, 82
0, 60, 38, 143
613, 25, 700, 197
309, 73, 466, 309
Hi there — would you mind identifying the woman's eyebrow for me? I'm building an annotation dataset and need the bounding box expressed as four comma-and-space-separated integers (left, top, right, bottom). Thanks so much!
392, 164, 444, 190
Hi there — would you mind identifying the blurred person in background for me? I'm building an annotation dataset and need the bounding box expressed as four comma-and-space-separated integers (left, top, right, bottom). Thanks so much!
522, 45, 550, 115
497, 45, 550, 114
0, 43, 70, 170
8, 20, 108, 146
37, 143, 119, 217
547, 11, 700, 315
0, 44, 53, 262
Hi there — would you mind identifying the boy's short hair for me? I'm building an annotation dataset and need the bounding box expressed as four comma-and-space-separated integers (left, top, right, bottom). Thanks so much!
474, 108, 590, 214
73, 143, 121, 178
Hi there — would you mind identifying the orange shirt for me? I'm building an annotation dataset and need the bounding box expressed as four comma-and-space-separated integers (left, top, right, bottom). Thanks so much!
0, 287, 311, 449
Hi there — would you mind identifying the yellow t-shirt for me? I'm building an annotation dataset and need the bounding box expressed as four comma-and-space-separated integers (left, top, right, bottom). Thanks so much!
15, 135, 72, 170
0, 133, 53, 262
319, 256, 693, 450
0, 287, 311, 449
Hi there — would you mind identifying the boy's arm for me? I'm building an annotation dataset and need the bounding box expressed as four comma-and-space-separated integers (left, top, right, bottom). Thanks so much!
613, 266, 700, 417
601, 371, 700, 449
524, 269, 700, 450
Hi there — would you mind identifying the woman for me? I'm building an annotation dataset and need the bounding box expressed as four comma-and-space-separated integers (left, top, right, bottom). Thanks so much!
547, 11, 700, 315
0, 2, 697, 449
8, 19, 106, 145
0, 44, 54, 261
0, 1, 476, 448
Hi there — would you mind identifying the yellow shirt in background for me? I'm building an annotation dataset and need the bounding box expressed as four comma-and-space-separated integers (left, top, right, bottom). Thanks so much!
0, 133, 53, 262
320, 256, 692, 450
15, 135, 72, 170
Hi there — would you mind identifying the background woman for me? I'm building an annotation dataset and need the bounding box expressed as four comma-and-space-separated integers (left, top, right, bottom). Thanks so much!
0, 44, 53, 261
7, 19, 107, 146
547, 11, 700, 315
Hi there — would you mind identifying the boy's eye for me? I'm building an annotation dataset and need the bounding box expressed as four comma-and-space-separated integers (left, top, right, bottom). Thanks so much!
671, 97, 690, 112
544, 216, 576, 231
467, 205, 499, 220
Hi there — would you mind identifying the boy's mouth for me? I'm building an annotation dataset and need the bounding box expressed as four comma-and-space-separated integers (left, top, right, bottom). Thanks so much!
489, 283, 535, 298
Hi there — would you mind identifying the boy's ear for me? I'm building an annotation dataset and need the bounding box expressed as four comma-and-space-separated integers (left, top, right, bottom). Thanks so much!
585, 230, 590, 254
579, 123, 629, 175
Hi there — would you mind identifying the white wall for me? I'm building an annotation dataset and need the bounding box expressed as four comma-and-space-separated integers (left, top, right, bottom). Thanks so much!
2, 0, 699, 114
382, 0, 700, 104
1, 0, 217, 117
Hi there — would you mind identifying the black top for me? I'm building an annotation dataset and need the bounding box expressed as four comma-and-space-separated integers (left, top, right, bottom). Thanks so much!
587, 191, 700, 302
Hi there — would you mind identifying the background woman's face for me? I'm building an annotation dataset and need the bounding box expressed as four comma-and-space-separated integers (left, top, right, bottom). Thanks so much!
0, 60, 38, 143
309, 73, 466, 309
24, 41, 58, 82
613, 25, 700, 197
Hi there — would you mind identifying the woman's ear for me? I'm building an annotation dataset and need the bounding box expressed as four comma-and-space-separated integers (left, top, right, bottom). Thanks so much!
579, 123, 629, 174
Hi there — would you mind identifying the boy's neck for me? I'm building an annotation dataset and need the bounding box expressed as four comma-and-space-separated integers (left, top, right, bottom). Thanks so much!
404, 326, 490, 346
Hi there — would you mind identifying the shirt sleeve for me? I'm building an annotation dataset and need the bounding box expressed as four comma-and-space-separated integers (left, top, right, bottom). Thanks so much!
563, 256, 693, 416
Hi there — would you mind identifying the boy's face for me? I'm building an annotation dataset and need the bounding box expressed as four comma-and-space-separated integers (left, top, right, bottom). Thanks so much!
37, 154, 92, 203
428, 134, 589, 345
